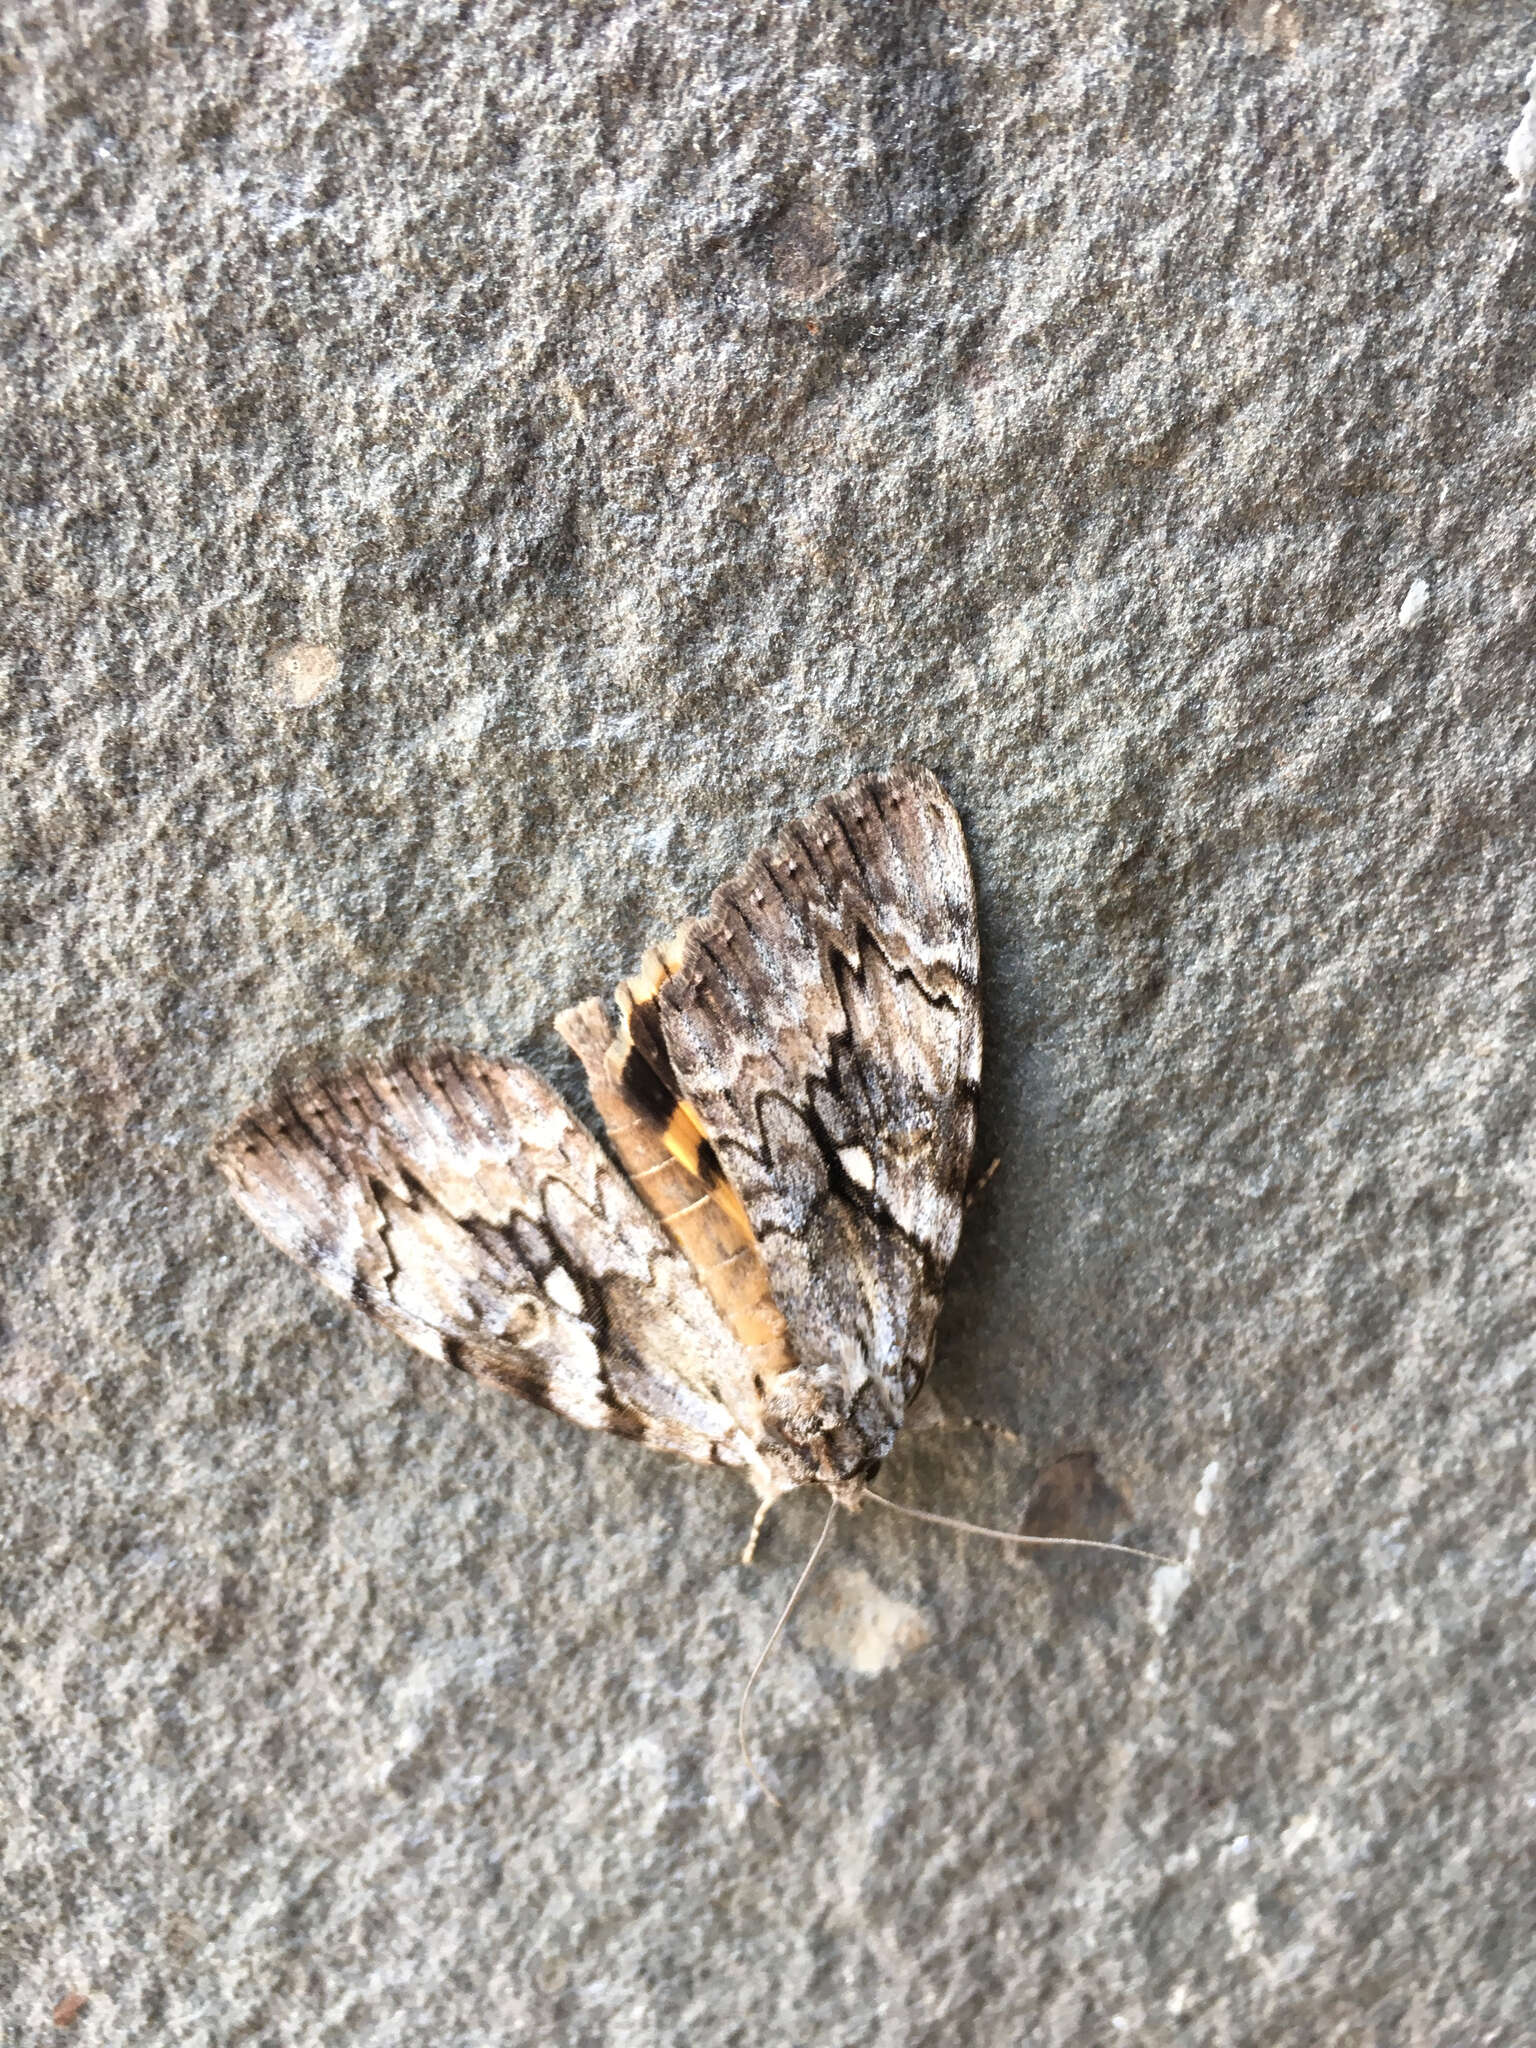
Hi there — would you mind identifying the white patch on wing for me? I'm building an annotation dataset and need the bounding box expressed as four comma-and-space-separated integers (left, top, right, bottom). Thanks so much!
544, 1266, 585, 1317
838, 1145, 876, 1190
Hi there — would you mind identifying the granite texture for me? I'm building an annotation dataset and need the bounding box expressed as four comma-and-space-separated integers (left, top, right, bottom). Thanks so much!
4, 3, 1535, 2042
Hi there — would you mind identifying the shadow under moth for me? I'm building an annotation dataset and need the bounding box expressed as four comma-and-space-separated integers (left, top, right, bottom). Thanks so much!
216, 764, 1163, 1795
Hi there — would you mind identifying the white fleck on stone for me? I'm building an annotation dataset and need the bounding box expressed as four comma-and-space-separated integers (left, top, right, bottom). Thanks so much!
1234, 1, 1300, 55
266, 639, 341, 705
1193, 1459, 1220, 1520
799, 1567, 933, 1674
1507, 57, 1536, 208
1281, 1812, 1322, 1857
1147, 1562, 1191, 1636
1398, 578, 1429, 629
1146, 1457, 1218, 1642
1227, 1894, 1259, 1956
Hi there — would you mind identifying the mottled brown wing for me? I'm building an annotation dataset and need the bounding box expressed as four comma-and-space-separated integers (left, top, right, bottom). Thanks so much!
653, 764, 981, 1453
213, 1049, 790, 1494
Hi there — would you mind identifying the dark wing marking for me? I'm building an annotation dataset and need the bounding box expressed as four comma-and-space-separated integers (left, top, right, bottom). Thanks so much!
654, 765, 981, 1447
213, 1049, 788, 1488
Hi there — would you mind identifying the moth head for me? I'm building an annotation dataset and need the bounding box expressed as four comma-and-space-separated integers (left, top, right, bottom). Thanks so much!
761, 1366, 848, 1445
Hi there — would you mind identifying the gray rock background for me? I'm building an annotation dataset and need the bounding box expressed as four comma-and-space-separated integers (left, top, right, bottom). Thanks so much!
4, 2, 1534, 2041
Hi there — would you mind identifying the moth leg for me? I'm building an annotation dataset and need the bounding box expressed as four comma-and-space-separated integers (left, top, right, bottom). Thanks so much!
740, 1494, 775, 1568
903, 1387, 1020, 1445
965, 1155, 1001, 1211
954, 1413, 1020, 1447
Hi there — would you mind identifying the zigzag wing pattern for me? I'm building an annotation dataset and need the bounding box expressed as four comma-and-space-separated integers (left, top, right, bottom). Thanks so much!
214, 1049, 789, 1493
654, 766, 981, 1472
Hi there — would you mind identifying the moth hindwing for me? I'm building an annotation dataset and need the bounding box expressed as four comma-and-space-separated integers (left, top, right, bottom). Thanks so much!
214, 763, 981, 1510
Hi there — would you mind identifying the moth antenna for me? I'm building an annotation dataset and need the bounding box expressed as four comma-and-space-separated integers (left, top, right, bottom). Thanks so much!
864, 1489, 1182, 1568
738, 1496, 839, 1807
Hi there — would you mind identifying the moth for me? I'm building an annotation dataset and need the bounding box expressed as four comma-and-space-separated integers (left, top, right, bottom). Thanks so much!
215, 765, 981, 1524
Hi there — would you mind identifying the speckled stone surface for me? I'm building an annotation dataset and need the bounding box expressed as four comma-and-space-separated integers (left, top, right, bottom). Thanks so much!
4, 5, 1534, 2042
